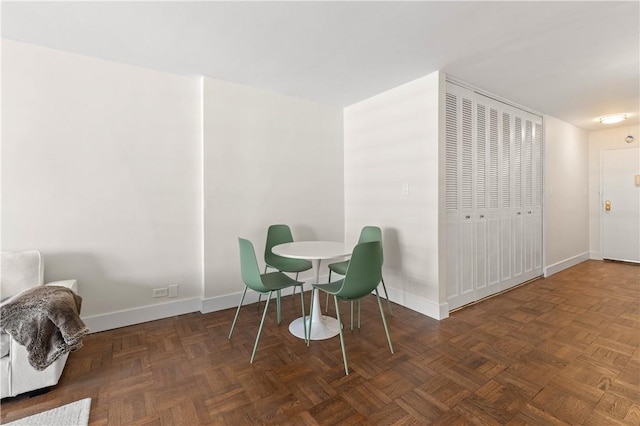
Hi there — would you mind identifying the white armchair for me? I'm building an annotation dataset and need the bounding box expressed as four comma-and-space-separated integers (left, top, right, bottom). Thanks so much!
1, 250, 78, 398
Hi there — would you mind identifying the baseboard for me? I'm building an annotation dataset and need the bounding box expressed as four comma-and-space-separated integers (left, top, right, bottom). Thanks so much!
386, 287, 448, 320
82, 275, 447, 333
200, 286, 298, 314
544, 252, 590, 277
590, 251, 603, 260
82, 297, 202, 333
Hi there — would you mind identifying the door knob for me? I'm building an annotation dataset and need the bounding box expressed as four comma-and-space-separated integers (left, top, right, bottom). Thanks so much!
605, 200, 611, 211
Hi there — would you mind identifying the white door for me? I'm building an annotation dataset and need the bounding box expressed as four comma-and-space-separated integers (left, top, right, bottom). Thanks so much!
602, 147, 640, 263
445, 82, 543, 310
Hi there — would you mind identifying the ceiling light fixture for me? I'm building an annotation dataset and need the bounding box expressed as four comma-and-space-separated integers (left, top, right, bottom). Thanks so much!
599, 114, 627, 124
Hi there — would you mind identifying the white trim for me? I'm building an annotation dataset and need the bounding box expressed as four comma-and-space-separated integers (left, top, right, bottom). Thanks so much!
82, 291, 298, 333
0, 30, 2, 248
82, 297, 202, 333
201, 292, 247, 314
445, 75, 543, 118
590, 251, 603, 260
540, 116, 547, 292
387, 287, 449, 320
599, 146, 605, 262
83, 276, 452, 333
199, 76, 206, 304
200, 286, 300, 314
83, 277, 321, 333
544, 251, 589, 277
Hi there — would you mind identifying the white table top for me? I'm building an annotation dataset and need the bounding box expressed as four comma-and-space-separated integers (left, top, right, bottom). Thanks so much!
272, 241, 351, 261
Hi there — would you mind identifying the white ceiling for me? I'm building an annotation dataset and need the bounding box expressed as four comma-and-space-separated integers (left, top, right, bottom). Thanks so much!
2, 1, 639, 131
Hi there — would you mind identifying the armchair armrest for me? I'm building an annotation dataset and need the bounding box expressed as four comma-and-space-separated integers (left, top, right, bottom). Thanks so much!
46, 279, 77, 292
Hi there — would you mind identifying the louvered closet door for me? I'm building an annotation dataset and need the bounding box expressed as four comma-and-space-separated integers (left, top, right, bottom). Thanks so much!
476, 100, 500, 299
446, 82, 543, 311
498, 105, 513, 289
445, 85, 477, 308
504, 109, 543, 289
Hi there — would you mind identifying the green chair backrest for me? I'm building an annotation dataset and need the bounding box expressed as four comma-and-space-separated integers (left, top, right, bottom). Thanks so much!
359, 226, 383, 264
338, 241, 382, 300
264, 224, 294, 266
238, 238, 267, 292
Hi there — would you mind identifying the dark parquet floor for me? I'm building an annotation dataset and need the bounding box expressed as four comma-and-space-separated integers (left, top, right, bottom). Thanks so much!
1, 260, 639, 425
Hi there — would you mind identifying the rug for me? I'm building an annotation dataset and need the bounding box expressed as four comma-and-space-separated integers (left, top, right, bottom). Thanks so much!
4, 398, 91, 426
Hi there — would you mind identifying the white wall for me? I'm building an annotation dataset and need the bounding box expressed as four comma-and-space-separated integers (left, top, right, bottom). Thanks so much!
1, 40, 203, 328
588, 124, 640, 259
202, 78, 344, 309
543, 115, 590, 275
344, 71, 445, 319
3, 39, 615, 331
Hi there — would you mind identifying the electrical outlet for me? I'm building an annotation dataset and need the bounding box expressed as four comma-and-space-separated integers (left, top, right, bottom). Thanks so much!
168, 284, 179, 298
153, 288, 168, 298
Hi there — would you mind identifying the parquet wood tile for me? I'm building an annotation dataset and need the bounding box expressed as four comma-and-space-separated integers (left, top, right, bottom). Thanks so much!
1, 260, 639, 425
395, 389, 446, 424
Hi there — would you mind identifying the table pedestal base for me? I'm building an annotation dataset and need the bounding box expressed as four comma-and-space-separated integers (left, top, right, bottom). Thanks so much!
289, 315, 340, 340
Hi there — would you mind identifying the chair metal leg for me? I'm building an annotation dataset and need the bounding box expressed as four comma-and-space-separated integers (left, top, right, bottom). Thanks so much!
250, 291, 272, 363
307, 288, 315, 346
350, 300, 362, 329
350, 301, 354, 330
380, 277, 393, 315
229, 287, 248, 339
261, 265, 270, 308
375, 289, 394, 354
334, 295, 349, 375
325, 271, 332, 313
299, 285, 307, 344
276, 290, 282, 324
293, 272, 299, 299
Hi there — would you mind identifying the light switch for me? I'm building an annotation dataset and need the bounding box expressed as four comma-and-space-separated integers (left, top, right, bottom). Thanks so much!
401, 183, 409, 195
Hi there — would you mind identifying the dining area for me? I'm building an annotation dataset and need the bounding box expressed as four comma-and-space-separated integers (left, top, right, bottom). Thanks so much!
228, 225, 395, 376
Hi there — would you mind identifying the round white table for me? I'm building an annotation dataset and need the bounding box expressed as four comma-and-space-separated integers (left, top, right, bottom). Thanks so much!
272, 241, 351, 340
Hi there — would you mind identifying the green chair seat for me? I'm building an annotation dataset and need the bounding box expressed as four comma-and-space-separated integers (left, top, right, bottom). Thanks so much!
327, 259, 349, 276
260, 271, 301, 290
313, 279, 343, 295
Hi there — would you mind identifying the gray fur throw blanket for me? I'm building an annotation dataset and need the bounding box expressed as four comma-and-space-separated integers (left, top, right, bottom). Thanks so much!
1, 285, 89, 371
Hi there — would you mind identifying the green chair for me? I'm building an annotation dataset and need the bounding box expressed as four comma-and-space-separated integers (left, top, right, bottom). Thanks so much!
309, 241, 394, 375
229, 238, 307, 363
325, 226, 393, 316
263, 224, 312, 300
265, 224, 312, 277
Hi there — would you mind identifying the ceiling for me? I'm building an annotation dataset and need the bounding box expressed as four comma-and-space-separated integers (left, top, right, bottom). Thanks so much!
2, 1, 639, 131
